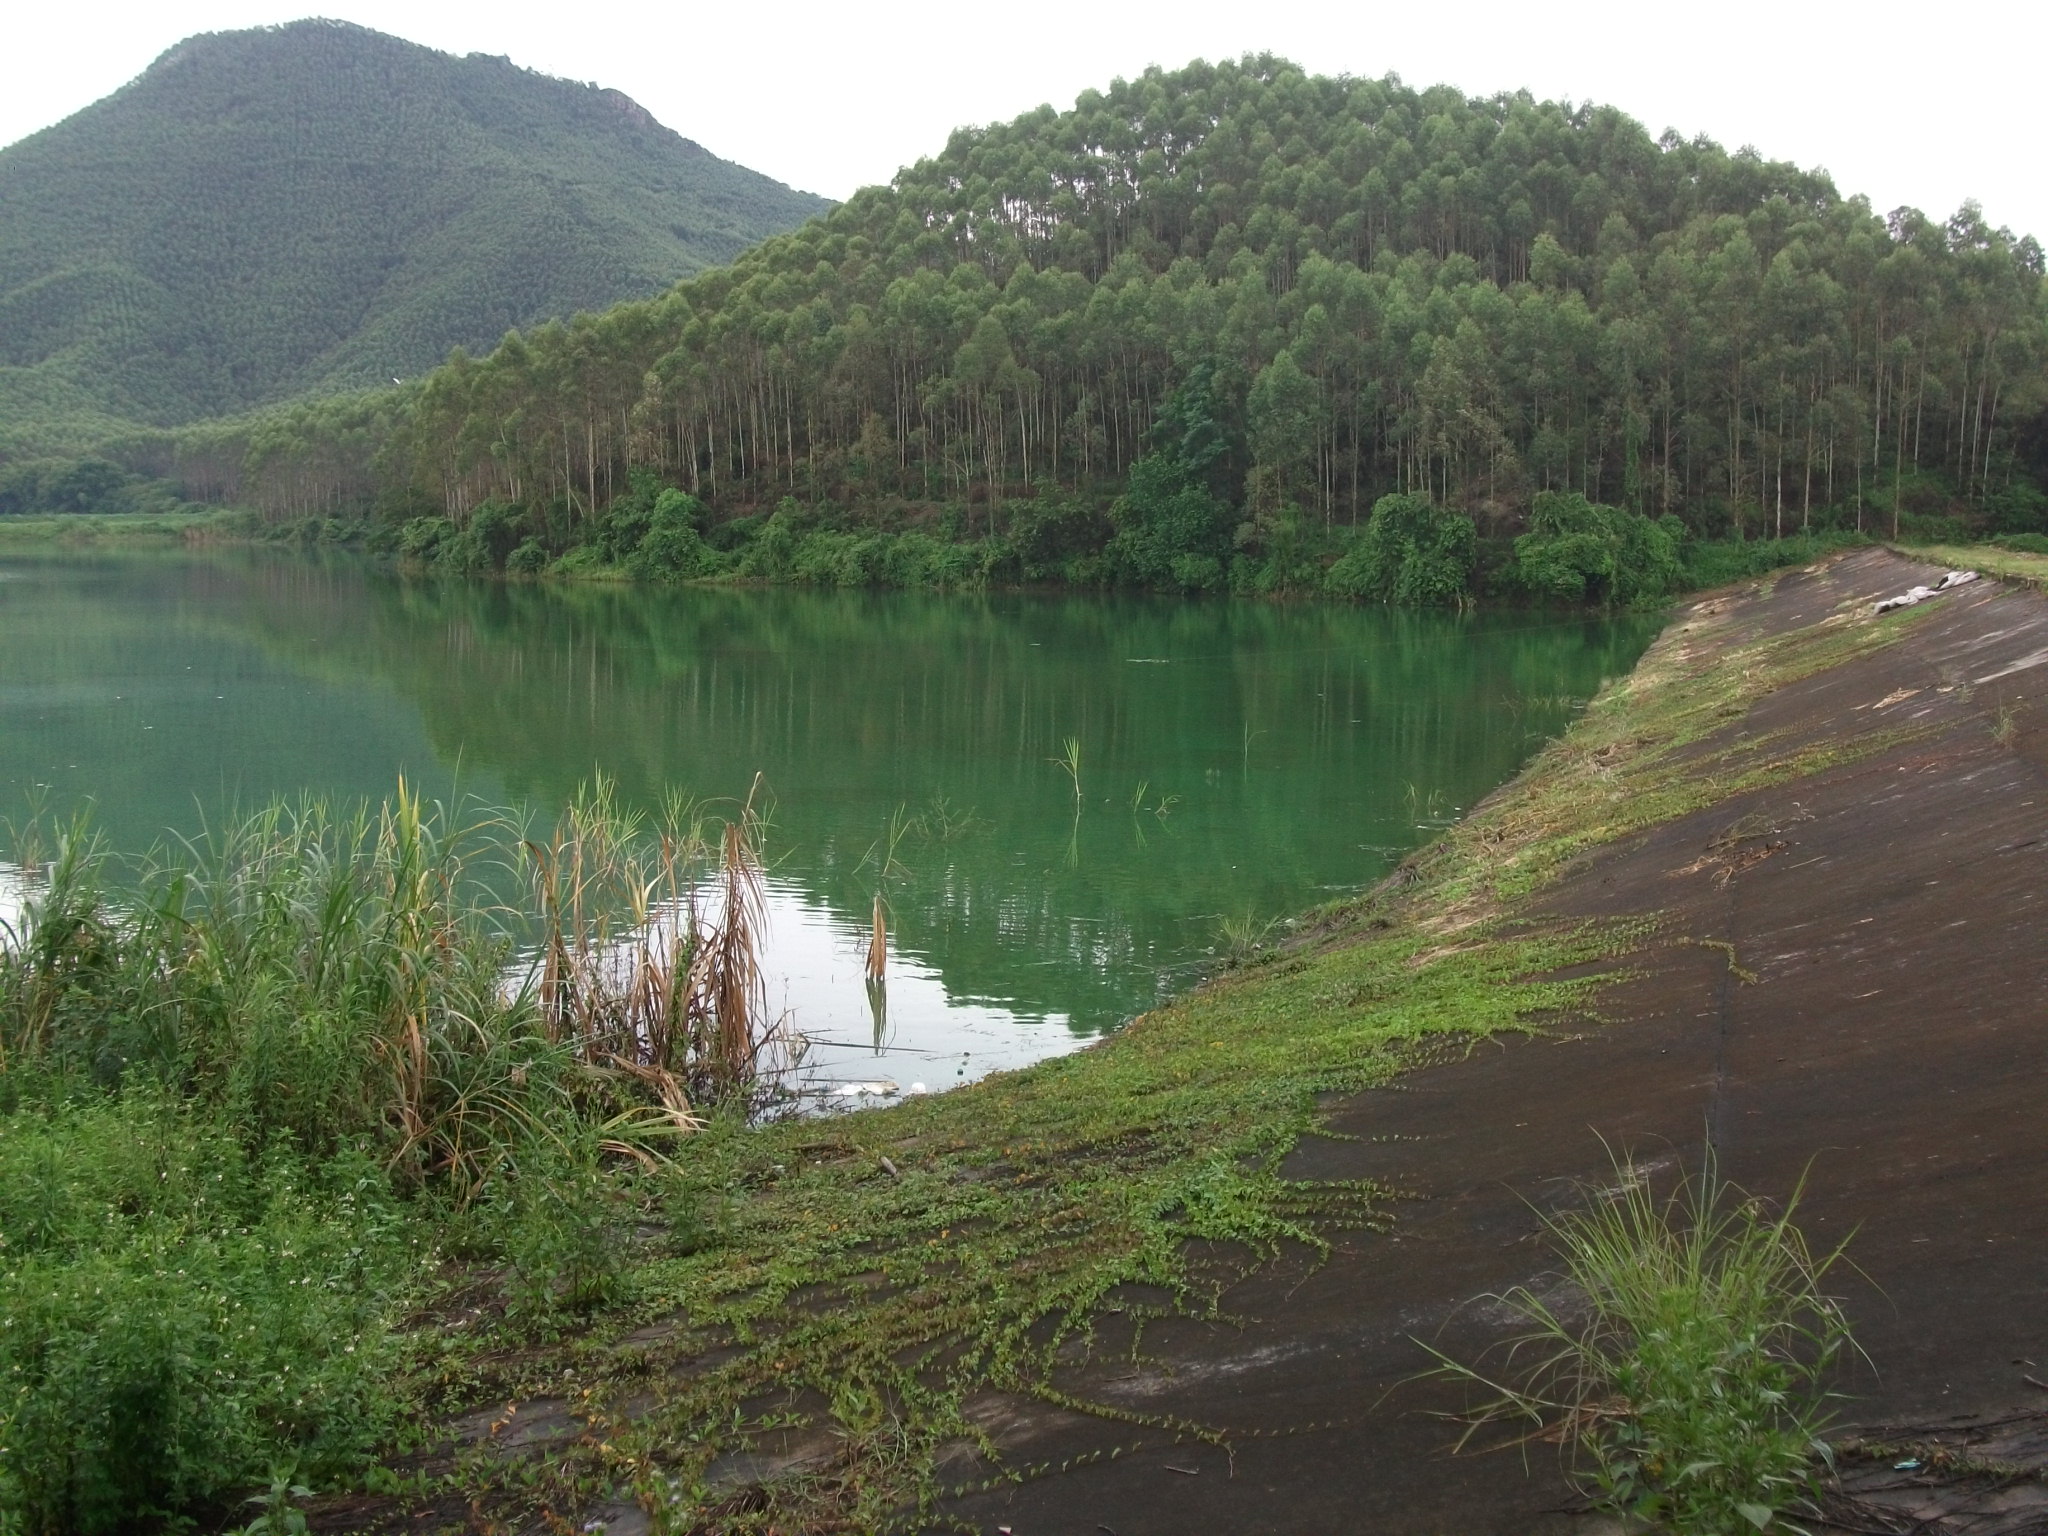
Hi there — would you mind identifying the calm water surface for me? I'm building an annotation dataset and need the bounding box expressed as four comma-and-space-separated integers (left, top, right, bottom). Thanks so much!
0, 550, 1657, 1091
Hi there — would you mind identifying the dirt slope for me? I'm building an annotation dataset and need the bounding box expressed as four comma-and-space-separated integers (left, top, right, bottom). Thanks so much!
940, 549, 2048, 1535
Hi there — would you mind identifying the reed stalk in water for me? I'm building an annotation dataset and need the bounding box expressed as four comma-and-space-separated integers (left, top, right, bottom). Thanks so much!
865, 893, 887, 982
1052, 736, 1083, 804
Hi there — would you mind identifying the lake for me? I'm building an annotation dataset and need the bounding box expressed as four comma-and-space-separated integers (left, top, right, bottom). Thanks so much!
0, 548, 1657, 1094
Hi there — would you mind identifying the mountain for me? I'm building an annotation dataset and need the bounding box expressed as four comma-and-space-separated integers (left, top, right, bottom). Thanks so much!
0, 19, 828, 445
191, 54, 2045, 564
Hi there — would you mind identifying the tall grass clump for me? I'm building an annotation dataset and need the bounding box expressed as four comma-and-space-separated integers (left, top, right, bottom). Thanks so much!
0, 778, 791, 1530
1427, 1149, 1857, 1535
525, 774, 797, 1119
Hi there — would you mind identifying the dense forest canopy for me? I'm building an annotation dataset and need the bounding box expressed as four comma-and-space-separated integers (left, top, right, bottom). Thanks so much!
41, 55, 2048, 569
0, 19, 828, 451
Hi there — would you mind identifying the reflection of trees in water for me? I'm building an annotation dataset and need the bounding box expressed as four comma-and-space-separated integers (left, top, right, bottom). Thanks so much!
0, 550, 478, 852
226, 558, 1658, 1029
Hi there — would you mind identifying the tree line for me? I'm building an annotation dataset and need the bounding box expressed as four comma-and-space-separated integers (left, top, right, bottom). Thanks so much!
143, 55, 2047, 568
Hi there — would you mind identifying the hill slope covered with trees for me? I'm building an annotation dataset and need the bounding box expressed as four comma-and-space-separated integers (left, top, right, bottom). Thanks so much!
0, 19, 828, 449
137, 56, 2048, 590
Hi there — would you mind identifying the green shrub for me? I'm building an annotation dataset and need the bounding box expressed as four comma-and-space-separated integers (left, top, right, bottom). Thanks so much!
428, 501, 523, 573
548, 544, 608, 575
506, 537, 549, 573
1679, 530, 1868, 590
626, 489, 714, 581
1326, 493, 1476, 604
1230, 501, 1333, 594
1513, 492, 1685, 606
787, 527, 867, 586
705, 510, 767, 553
0, 1103, 411, 1534
1167, 551, 1225, 590
735, 498, 813, 580
395, 515, 453, 561
1106, 364, 1243, 587
1010, 492, 1111, 580
1108, 453, 1232, 586
489, 1133, 634, 1325
1985, 481, 2048, 534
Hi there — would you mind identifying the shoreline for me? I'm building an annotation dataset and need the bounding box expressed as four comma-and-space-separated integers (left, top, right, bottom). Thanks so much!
0, 508, 1884, 616
330, 544, 2048, 1533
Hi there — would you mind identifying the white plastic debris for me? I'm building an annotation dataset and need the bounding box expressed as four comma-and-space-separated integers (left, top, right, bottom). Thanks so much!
832, 1079, 900, 1097
1874, 569, 1978, 613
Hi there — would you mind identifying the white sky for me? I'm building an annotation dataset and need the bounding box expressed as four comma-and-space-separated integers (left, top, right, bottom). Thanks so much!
5, 0, 2043, 241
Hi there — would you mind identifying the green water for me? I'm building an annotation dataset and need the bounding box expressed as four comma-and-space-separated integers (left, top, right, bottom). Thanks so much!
0, 549, 1657, 1088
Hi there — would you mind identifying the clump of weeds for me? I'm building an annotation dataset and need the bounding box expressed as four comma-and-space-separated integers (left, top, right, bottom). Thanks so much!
1424, 1146, 1860, 1535
1214, 909, 1279, 965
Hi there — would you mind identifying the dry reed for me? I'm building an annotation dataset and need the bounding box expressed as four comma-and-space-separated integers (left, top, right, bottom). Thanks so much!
865, 894, 887, 981
524, 775, 797, 1124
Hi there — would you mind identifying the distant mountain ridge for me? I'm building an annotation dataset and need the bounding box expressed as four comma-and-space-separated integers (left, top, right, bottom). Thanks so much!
0, 19, 829, 445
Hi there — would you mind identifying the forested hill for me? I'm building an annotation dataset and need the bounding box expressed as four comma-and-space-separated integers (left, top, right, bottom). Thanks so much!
0, 19, 828, 446
173, 57, 2048, 570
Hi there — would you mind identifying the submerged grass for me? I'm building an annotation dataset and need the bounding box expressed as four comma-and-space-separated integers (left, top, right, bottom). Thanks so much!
0, 553, 1942, 1533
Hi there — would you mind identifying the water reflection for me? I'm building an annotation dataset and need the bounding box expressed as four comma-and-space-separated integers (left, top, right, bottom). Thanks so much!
0, 550, 1659, 1076
0, 863, 23, 945
750, 880, 1085, 1095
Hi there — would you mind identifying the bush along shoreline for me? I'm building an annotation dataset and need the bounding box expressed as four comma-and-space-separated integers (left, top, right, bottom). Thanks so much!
375, 474, 1875, 611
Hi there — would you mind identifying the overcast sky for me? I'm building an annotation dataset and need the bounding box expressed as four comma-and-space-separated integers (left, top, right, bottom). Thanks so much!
6, 0, 2043, 241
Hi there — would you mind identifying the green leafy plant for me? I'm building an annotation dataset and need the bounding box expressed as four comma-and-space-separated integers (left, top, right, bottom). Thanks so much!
1424, 1148, 1858, 1534
492, 1131, 634, 1324
0, 1106, 407, 1535
241, 1464, 314, 1535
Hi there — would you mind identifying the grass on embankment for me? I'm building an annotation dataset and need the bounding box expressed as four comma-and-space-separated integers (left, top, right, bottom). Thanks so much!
1906, 542, 2048, 589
